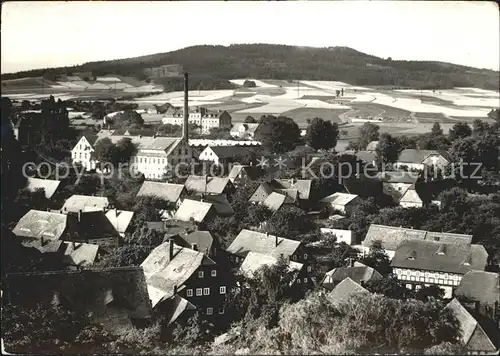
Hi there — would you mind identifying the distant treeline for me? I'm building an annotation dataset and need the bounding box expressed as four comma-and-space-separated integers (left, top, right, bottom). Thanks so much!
3, 44, 499, 90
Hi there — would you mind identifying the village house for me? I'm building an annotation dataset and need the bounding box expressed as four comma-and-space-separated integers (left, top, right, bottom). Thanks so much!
319, 228, 353, 245
445, 298, 499, 355
230, 123, 262, 140
136, 181, 187, 209
189, 139, 262, 148
105, 209, 135, 237
249, 179, 312, 206
226, 230, 312, 286
4, 267, 152, 333
184, 175, 235, 196
169, 231, 219, 259
227, 164, 263, 186
263, 192, 289, 212
391, 239, 488, 298
360, 224, 473, 259
162, 107, 232, 135
319, 192, 361, 216
399, 185, 424, 208
198, 146, 255, 166
61, 194, 110, 213
394, 149, 451, 171
185, 194, 234, 217
140, 240, 228, 318
173, 199, 216, 224
320, 262, 383, 291
376, 171, 420, 203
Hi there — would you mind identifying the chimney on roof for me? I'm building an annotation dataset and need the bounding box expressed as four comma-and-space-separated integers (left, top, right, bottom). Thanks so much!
41, 236, 45, 246
72, 241, 76, 249
192, 243, 198, 251
169, 238, 174, 260
275, 234, 279, 247
174, 285, 178, 295
78, 209, 82, 222
183, 73, 189, 142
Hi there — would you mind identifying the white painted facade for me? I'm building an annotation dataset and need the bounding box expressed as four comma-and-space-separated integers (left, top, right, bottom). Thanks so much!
71, 136, 96, 171
393, 267, 462, 298
162, 110, 232, 134
198, 146, 221, 165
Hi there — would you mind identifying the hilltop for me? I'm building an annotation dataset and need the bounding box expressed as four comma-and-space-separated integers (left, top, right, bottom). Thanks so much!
2, 44, 499, 90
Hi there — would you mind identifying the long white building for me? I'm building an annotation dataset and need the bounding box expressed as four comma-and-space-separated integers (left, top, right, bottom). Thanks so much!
162, 107, 232, 134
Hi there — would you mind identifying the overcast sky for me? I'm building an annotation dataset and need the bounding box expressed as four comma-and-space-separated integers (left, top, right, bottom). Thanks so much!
1, 1, 499, 74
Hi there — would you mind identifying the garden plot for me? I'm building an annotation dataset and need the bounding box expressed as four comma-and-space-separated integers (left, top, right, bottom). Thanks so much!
57, 82, 86, 89
294, 99, 350, 109
235, 100, 304, 114
96, 77, 122, 82
395, 89, 499, 108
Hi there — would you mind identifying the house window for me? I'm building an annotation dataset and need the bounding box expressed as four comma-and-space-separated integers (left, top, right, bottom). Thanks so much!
198, 271, 204, 278
218, 307, 225, 315
438, 279, 444, 285
206, 308, 213, 315
307, 266, 312, 272
220, 286, 226, 294
303, 253, 308, 259
303, 278, 308, 283
419, 277, 425, 282
196, 288, 202, 296
292, 255, 297, 261
211, 270, 217, 277
186, 289, 193, 297
297, 279, 301, 284
410, 276, 416, 281
429, 278, 435, 284
203, 287, 210, 296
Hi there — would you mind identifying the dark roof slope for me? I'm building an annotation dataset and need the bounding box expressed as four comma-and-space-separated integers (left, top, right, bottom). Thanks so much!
455, 271, 500, 306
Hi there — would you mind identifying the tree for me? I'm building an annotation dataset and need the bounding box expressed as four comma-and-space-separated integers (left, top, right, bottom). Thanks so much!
449, 122, 472, 140
243, 80, 257, 88
348, 122, 380, 150
255, 116, 300, 154
244, 115, 256, 123
358, 246, 392, 275
365, 276, 414, 299
115, 137, 138, 164
375, 133, 400, 164
431, 123, 444, 136
93, 137, 118, 165
415, 285, 445, 302
472, 119, 491, 136
266, 205, 316, 239
305, 117, 339, 150
95, 245, 153, 268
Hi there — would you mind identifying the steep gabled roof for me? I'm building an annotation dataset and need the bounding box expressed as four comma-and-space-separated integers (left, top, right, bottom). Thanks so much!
455, 271, 500, 306
209, 146, 254, 159
240, 251, 303, 278
321, 265, 383, 291
141, 242, 215, 307
13, 210, 67, 240
391, 240, 488, 275
226, 229, 301, 258
25, 178, 61, 199
62, 241, 100, 267
273, 179, 312, 200
184, 175, 233, 195
263, 192, 287, 212
249, 182, 274, 203
173, 199, 214, 223
397, 149, 451, 164
177, 231, 214, 255
445, 299, 498, 353
228, 165, 263, 181
320, 192, 359, 206
105, 209, 134, 234
185, 194, 234, 216
137, 182, 185, 203
327, 277, 369, 306
400, 188, 423, 204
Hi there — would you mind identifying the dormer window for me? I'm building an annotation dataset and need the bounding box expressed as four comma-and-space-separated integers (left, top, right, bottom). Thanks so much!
463, 253, 472, 266
407, 250, 417, 260
436, 244, 446, 255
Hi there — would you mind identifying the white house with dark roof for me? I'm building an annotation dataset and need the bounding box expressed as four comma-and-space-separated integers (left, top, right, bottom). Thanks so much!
361, 224, 473, 259
162, 107, 232, 135
239, 251, 303, 279
320, 262, 383, 291
198, 146, 255, 166
230, 123, 262, 139
391, 240, 488, 298
394, 149, 451, 171
319, 192, 361, 215
399, 186, 424, 208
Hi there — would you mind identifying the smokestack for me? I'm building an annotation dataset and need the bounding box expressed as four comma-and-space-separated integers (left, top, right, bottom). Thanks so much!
78, 209, 82, 222
183, 72, 189, 141
169, 238, 174, 260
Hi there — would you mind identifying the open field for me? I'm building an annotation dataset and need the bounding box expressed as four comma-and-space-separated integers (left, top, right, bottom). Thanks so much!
3, 76, 498, 137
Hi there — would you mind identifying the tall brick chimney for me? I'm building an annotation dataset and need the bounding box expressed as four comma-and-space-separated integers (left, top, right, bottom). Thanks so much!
183, 72, 189, 141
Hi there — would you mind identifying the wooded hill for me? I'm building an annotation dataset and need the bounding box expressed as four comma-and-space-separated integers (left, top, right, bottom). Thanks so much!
3, 44, 499, 90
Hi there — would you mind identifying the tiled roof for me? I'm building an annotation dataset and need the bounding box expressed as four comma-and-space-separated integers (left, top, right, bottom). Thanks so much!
209, 146, 254, 159
6, 267, 152, 320
228, 165, 263, 181
20, 237, 64, 253
455, 271, 500, 306
445, 299, 498, 352
141, 242, 215, 307
240, 251, 303, 278
320, 192, 359, 206
249, 183, 274, 203
226, 229, 301, 258
382, 182, 412, 201
164, 294, 196, 324
376, 171, 420, 184
184, 175, 233, 195
173, 199, 214, 223
177, 231, 214, 255
66, 211, 121, 241
62, 195, 109, 213
186, 194, 234, 216
25, 178, 61, 199
62, 241, 100, 267
13, 210, 67, 240
362, 224, 473, 251
137, 182, 185, 203
274, 189, 298, 203
397, 149, 451, 164
273, 179, 312, 200
321, 265, 383, 291
327, 277, 369, 306
105, 209, 134, 234
391, 240, 488, 274
400, 188, 423, 204
263, 192, 286, 212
